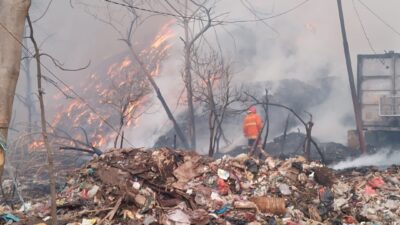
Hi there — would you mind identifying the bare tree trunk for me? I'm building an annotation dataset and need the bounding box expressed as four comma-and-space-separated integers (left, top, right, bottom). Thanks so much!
208, 112, 215, 157
181, 1, 212, 150
23, 33, 36, 137
120, 131, 124, 148
27, 15, 57, 225
262, 89, 269, 150
126, 43, 190, 149
304, 121, 313, 161
113, 125, 122, 148
206, 77, 216, 156
214, 104, 230, 154
114, 114, 124, 148
183, 19, 196, 150
0, 0, 31, 182
280, 114, 290, 155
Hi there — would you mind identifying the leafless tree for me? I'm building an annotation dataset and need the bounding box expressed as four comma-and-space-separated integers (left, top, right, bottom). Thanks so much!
101, 68, 151, 148
192, 51, 241, 156
20, 31, 38, 139
81, 0, 190, 148
161, 0, 219, 149
22, 9, 89, 223
27, 14, 57, 225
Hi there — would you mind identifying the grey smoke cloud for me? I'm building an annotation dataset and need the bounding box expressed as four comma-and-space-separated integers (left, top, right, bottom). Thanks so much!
13, 0, 400, 149
212, 0, 400, 143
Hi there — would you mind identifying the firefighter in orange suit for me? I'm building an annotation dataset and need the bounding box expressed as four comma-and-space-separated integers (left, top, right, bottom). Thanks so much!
243, 106, 263, 147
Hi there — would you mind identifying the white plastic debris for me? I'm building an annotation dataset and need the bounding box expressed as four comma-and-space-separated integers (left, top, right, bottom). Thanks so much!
18, 202, 32, 212
132, 181, 141, 190
82, 218, 97, 225
211, 192, 223, 201
87, 185, 99, 198
278, 183, 291, 195
166, 209, 190, 225
217, 169, 230, 180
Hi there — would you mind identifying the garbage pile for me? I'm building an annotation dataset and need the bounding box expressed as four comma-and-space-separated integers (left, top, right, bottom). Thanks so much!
217, 132, 361, 166
3, 147, 400, 224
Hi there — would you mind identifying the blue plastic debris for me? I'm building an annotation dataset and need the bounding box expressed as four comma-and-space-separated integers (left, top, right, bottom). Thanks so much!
1, 213, 20, 222
214, 204, 231, 215
0, 137, 8, 152
87, 168, 95, 176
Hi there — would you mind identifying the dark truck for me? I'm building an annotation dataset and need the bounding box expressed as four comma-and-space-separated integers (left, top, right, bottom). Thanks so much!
348, 51, 400, 148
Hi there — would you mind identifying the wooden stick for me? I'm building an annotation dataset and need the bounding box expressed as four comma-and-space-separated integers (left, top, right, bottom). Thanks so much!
99, 197, 123, 224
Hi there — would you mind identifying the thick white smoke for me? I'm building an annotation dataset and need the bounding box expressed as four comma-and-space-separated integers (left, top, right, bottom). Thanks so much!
331, 149, 400, 170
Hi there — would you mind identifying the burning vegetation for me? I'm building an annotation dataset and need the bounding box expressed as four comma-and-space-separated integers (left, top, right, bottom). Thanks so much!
32, 22, 176, 151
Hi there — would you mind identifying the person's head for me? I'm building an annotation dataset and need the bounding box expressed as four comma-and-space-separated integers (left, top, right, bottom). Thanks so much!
247, 106, 256, 114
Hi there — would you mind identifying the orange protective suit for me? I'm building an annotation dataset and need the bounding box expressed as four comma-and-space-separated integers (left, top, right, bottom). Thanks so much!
243, 112, 263, 139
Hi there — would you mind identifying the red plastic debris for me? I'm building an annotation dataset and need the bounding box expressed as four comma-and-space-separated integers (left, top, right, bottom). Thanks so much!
80, 189, 88, 199
343, 215, 357, 224
364, 185, 376, 196
217, 178, 230, 196
318, 187, 327, 199
367, 177, 385, 189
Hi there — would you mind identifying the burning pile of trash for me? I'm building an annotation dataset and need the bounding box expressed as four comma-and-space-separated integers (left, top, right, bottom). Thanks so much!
3, 147, 400, 224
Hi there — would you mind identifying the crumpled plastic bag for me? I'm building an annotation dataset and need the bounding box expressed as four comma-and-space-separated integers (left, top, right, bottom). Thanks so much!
278, 183, 291, 195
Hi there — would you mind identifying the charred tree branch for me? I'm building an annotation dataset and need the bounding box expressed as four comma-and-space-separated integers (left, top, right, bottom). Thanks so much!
243, 93, 325, 162
27, 15, 57, 225
126, 42, 190, 149
39, 53, 90, 71
60, 146, 100, 155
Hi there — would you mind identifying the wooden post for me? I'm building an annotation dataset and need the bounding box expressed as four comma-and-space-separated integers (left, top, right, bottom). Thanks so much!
336, 0, 366, 154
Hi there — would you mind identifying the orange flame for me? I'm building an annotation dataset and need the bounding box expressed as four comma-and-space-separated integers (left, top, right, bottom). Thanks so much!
49, 20, 176, 149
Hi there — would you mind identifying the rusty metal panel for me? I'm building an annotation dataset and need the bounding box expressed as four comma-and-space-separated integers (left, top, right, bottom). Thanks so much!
362, 105, 381, 122
361, 91, 390, 105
